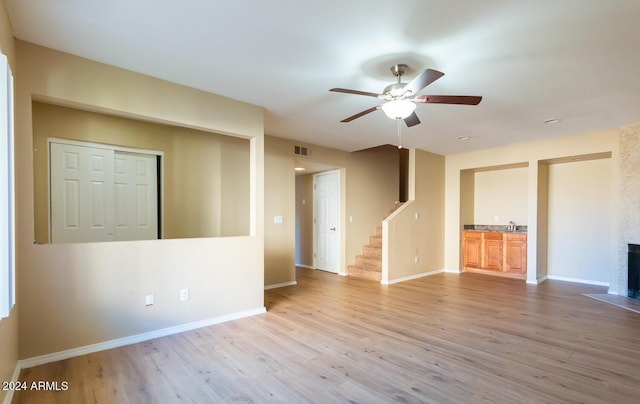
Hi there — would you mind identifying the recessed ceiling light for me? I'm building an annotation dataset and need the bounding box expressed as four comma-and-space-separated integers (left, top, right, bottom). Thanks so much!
294, 167, 306, 171
457, 136, 470, 141
544, 118, 562, 124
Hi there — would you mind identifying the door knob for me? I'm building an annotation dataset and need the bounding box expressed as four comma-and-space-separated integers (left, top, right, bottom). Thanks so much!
330, 227, 336, 231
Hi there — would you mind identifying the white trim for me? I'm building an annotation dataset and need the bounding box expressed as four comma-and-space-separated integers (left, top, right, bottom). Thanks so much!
527, 275, 548, 285
2, 363, 21, 404
382, 269, 444, 285
48, 137, 164, 157
545, 275, 609, 287
443, 268, 463, 274
0, 53, 15, 319
264, 281, 297, 290
296, 264, 314, 269
18, 307, 266, 370
47, 138, 164, 242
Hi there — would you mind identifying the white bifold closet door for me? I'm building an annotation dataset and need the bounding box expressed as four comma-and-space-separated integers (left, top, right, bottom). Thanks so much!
50, 142, 158, 243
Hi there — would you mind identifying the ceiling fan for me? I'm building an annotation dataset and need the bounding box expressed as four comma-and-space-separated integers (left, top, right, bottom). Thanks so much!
330, 64, 482, 127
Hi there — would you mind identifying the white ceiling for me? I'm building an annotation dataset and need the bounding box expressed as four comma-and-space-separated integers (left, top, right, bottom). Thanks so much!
6, 0, 640, 154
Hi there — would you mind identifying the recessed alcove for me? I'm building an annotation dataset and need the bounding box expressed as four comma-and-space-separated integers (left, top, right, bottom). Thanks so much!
31, 101, 251, 243
459, 162, 529, 231
540, 152, 613, 284
459, 152, 613, 284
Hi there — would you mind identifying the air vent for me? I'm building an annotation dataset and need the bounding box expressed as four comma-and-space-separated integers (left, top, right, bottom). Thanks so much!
294, 145, 310, 156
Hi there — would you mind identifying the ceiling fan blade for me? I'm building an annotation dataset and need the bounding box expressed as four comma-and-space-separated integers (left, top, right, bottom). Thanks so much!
330, 88, 381, 98
401, 69, 444, 97
404, 112, 421, 127
340, 105, 381, 122
414, 95, 482, 105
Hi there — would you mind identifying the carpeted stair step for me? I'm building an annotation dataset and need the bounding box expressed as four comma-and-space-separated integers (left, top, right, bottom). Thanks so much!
355, 254, 382, 270
347, 265, 382, 281
369, 235, 382, 248
362, 245, 382, 258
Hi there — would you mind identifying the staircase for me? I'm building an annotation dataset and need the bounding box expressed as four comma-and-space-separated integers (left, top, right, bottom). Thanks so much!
347, 226, 383, 281
347, 203, 404, 282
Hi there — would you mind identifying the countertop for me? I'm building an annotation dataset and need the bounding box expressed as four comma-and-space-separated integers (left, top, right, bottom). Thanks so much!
463, 224, 528, 233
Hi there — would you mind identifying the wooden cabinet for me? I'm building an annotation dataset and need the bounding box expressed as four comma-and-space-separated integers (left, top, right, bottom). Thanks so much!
505, 233, 527, 274
462, 231, 527, 279
462, 231, 482, 268
483, 232, 503, 271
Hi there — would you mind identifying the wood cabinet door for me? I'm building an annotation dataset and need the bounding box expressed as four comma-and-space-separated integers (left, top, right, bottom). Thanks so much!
505, 234, 527, 274
483, 234, 503, 271
463, 232, 482, 268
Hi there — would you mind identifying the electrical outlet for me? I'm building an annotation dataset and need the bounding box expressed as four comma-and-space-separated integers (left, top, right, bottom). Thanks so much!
180, 288, 189, 302
414, 255, 419, 264
145, 294, 154, 306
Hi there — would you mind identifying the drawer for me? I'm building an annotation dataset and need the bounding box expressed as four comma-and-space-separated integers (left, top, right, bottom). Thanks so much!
483, 232, 503, 240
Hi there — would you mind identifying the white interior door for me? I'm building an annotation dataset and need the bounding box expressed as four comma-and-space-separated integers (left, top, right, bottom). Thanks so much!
50, 142, 115, 243
313, 170, 340, 273
114, 151, 158, 240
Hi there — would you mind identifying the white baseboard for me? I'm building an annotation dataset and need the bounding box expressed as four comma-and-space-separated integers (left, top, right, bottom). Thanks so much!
443, 268, 462, 274
264, 281, 297, 290
528, 275, 548, 285
545, 275, 609, 287
2, 363, 21, 404
18, 307, 266, 370
296, 264, 314, 269
382, 269, 444, 285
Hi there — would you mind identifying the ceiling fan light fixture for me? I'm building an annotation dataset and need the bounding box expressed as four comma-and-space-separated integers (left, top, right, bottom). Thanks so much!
381, 99, 416, 120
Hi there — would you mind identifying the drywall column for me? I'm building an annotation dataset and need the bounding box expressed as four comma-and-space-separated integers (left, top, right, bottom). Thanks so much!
526, 160, 540, 284
459, 169, 475, 271
534, 161, 549, 284
619, 122, 640, 295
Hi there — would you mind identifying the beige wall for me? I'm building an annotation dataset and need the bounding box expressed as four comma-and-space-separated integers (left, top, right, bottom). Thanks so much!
15, 41, 265, 359
0, 1, 17, 400
295, 174, 314, 267
264, 136, 297, 285
346, 146, 401, 263
474, 167, 528, 225
264, 137, 400, 286
31, 101, 250, 242
547, 158, 612, 283
445, 129, 620, 288
384, 148, 445, 283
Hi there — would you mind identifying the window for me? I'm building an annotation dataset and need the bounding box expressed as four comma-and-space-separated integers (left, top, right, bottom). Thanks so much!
0, 53, 15, 319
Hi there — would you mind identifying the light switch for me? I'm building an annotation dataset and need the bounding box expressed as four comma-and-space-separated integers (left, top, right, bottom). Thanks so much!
145, 294, 154, 306
274, 215, 283, 224
180, 288, 189, 302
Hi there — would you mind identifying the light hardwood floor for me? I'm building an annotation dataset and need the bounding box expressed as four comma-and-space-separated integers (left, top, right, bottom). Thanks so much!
14, 268, 640, 403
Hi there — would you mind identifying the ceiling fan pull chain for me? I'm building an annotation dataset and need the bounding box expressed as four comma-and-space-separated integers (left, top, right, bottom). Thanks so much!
397, 119, 402, 149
